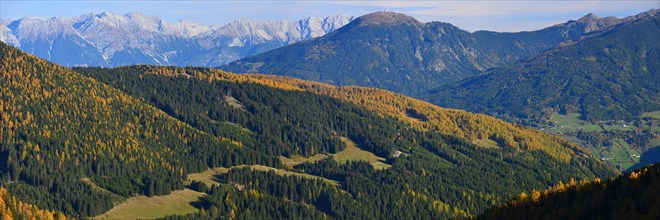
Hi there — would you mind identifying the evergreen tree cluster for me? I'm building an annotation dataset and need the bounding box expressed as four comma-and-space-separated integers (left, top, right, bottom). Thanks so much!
481, 163, 660, 220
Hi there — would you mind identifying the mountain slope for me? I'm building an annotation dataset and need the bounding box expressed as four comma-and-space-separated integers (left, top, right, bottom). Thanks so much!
423, 10, 659, 122
6, 16, 108, 66
77, 64, 616, 218
2, 41, 616, 218
480, 163, 660, 219
222, 11, 652, 95
0, 12, 353, 67
0, 42, 277, 218
0, 188, 67, 219
244, 74, 591, 163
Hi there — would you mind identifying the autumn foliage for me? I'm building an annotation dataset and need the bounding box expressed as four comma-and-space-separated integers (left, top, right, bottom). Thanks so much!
138, 65, 596, 163
481, 163, 660, 219
0, 188, 66, 220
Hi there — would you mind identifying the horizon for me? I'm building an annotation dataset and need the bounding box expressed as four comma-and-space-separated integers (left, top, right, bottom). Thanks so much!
1, 1, 657, 32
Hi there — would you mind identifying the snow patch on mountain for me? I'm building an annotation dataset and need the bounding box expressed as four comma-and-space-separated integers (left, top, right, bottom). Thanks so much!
172, 20, 211, 37
0, 23, 19, 47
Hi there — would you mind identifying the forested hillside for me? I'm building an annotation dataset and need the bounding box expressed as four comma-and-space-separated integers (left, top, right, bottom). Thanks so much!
0, 188, 66, 220
252, 74, 593, 163
421, 10, 659, 171
481, 163, 660, 219
0, 42, 278, 218
0, 41, 617, 218
76, 64, 615, 218
424, 10, 659, 122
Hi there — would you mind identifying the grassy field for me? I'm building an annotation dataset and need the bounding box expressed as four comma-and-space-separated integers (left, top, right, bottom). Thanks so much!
542, 113, 602, 133
335, 137, 391, 170
537, 113, 658, 171
587, 139, 640, 171
96, 164, 339, 219
472, 138, 500, 149
280, 137, 392, 170
279, 154, 328, 168
642, 111, 660, 119
94, 189, 205, 219
543, 113, 637, 133
81, 178, 124, 205
601, 125, 633, 131
188, 165, 340, 186
187, 167, 230, 186
224, 95, 245, 109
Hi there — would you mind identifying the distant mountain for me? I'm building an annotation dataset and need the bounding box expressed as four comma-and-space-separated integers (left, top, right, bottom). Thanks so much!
0, 12, 353, 67
423, 10, 660, 121
191, 15, 354, 66
222, 10, 655, 96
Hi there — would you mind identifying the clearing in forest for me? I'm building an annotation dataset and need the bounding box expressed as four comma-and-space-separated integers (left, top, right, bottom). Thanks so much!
279, 154, 329, 167
224, 95, 245, 109
188, 165, 340, 186
94, 189, 204, 219
334, 137, 391, 170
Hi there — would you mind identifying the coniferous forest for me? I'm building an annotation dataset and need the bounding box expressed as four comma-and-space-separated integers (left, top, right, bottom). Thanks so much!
0, 41, 623, 219
481, 163, 660, 220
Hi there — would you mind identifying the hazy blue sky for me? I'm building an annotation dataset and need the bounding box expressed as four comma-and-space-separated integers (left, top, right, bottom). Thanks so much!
1, 1, 657, 32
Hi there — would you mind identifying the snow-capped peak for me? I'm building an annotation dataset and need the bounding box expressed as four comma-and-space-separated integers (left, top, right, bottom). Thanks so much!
1, 12, 354, 67
8, 16, 80, 42
172, 20, 211, 37
205, 14, 354, 48
0, 23, 19, 47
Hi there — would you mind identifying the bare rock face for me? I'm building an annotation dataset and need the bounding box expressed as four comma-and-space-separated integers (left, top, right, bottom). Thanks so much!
560, 9, 659, 34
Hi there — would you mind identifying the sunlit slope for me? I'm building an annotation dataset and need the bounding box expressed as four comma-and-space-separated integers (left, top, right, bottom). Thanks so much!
0, 42, 276, 218
76, 64, 617, 218
167, 67, 593, 163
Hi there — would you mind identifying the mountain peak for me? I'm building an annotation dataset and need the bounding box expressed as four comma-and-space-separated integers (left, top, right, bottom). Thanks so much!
356, 11, 423, 26
577, 12, 600, 22
2, 12, 354, 67
97, 11, 116, 18
172, 19, 210, 37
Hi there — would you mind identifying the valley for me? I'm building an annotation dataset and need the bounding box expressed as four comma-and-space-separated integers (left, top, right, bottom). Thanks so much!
538, 112, 660, 171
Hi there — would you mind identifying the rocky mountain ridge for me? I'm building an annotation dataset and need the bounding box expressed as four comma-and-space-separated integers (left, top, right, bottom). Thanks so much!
0, 12, 354, 67
222, 10, 658, 95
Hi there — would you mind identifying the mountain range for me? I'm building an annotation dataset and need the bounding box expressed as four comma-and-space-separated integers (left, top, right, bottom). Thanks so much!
0, 12, 353, 67
423, 10, 660, 121
222, 10, 657, 95
1, 8, 657, 220
221, 9, 660, 172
